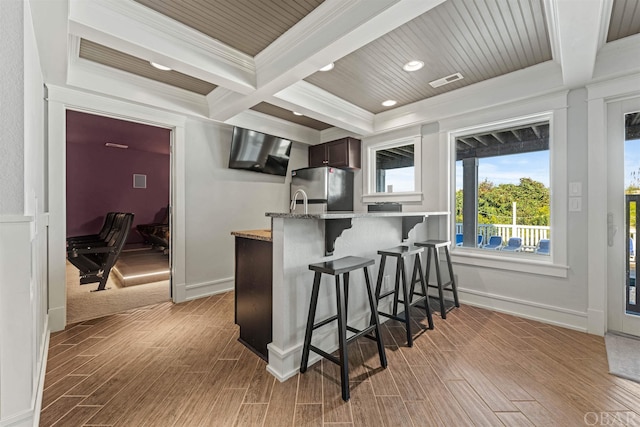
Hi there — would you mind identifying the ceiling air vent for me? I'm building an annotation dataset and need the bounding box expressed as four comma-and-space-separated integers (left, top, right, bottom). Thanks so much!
429, 72, 464, 88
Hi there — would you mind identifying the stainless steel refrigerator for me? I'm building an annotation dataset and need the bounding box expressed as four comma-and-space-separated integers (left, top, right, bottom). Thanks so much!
290, 166, 354, 214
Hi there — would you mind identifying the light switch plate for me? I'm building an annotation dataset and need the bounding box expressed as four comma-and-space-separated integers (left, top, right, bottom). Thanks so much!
569, 197, 582, 212
569, 182, 582, 196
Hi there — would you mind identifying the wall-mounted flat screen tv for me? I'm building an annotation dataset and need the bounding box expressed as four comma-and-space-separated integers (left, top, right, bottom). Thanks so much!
228, 126, 292, 176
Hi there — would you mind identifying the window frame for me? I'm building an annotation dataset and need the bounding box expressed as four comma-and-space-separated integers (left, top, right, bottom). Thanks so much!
362, 135, 422, 203
447, 107, 568, 278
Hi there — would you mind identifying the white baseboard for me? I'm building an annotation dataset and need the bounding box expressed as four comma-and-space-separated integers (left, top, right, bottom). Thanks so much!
184, 277, 234, 301
587, 309, 605, 335
32, 325, 50, 427
267, 311, 373, 381
47, 305, 65, 333
459, 287, 589, 332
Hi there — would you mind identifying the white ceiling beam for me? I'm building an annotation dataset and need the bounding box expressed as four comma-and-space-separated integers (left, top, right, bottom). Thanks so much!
67, 0, 256, 94
28, 0, 68, 86
593, 34, 640, 81
225, 110, 321, 146
207, 0, 446, 123
545, 0, 608, 88
269, 81, 374, 135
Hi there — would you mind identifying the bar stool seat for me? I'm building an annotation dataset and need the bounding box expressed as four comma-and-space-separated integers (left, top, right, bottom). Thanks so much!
300, 256, 387, 402
414, 240, 459, 319
375, 245, 434, 347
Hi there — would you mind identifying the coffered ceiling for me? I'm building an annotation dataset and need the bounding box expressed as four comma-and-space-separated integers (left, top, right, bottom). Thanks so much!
30, 0, 640, 140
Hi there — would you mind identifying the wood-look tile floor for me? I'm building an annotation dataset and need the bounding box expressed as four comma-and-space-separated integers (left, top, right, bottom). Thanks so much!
42, 292, 640, 426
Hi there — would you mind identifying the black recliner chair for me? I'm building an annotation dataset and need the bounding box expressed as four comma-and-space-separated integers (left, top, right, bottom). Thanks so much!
67, 212, 117, 247
67, 212, 134, 291
136, 207, 170, 252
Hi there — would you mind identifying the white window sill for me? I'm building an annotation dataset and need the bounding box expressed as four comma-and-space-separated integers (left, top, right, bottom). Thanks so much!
451, 247, 569, 278
362, 192, 422, 203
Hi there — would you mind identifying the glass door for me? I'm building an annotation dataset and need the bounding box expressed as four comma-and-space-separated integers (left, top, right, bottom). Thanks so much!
608, 98, 640, 336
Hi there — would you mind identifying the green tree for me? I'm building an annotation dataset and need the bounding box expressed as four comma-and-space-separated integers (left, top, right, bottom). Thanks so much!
456, 178, 550, 226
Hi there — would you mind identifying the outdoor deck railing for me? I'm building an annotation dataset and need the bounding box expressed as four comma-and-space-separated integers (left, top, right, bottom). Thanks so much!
455, 223, 550, 250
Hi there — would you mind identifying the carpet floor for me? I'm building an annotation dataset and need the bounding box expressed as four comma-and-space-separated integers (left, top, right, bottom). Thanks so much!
66, 260, 170, 325
605, 331, 640, 384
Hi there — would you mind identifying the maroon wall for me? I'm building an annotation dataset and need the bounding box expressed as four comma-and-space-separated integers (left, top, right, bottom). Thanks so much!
66, 142, 170, 244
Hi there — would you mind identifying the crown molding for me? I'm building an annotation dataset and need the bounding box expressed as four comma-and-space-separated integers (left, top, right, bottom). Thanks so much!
273, 81, 374, 135
597, 0, 614, 49
544, 0, 561, 64
593, 34, 640, 82
67, 52, 209, 119
226, 110, 320, 145
374, 61, 565, 133
319, 128, 358, 144
587, 72, 640, 101
68, 0, 255, 93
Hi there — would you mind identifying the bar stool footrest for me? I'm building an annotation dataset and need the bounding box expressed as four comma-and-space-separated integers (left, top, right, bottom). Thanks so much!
346, 324, 378, 343
426, 281, 455, 291
312, 315, 339, 330
309, 345, 340, 366
428, 296, 458, 313
378, 311, 410, 323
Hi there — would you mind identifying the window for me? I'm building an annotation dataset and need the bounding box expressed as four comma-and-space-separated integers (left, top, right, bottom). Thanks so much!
454, 119, 551, 256
375, 143, 415, 193
363, 135, 422, 203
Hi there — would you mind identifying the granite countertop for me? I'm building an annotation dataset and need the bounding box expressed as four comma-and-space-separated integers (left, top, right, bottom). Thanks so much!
231, 229, 272, 242
265, 211, 449, 219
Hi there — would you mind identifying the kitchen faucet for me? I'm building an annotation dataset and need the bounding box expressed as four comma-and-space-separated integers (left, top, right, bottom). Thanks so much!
290, 189, 308, 214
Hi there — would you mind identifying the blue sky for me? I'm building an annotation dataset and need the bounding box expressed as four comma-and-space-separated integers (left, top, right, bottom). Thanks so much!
388, 137, 640, 193
455, 150, 550, 190
625, 138, 640, 188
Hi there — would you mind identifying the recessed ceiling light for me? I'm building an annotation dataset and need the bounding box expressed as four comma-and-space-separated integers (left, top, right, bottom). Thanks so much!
293, 112, 303, 116
382, 100, 397, 107
150, 62, 171, 71
403, 60, 424, 72
319, 63, 334, 72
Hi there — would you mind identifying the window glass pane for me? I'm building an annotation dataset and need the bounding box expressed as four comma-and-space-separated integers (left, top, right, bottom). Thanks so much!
625, 111, 640, 315
375, 143, 414, 193
454, 122, 550, 254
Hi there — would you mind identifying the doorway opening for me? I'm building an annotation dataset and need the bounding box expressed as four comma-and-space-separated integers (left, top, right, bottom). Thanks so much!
65, 110, 172, 324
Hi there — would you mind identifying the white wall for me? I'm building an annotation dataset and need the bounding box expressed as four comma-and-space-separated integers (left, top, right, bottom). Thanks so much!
0, 1, 49, 425
182, 117, 308, 297
355, 84, 617, 332
0, 0, 25, 214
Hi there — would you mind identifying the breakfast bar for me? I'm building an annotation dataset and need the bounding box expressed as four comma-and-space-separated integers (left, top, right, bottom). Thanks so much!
264, 210, 448, 381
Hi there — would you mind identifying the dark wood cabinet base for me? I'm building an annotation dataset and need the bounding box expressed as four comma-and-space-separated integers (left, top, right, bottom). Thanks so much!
234, 236, 272, 361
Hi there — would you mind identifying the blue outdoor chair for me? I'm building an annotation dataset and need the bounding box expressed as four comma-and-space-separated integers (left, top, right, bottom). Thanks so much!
502, 237, 523, 252
535, 239, 550, 255
630, 237, 635, 260
455, 233, 463, 246
483, 235, 502, 250
477, 235, 484, 246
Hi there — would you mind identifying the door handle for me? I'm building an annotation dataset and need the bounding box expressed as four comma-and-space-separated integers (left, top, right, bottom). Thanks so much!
607, 212, 618, 247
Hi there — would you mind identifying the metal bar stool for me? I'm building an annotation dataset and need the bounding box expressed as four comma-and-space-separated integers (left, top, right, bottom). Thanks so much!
375, 245, 434, 347
300, 256, 387, 402
414, 239, 460, 319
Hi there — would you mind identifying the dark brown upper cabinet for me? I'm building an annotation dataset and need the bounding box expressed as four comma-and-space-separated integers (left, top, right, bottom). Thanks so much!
308, 137, 361, 170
